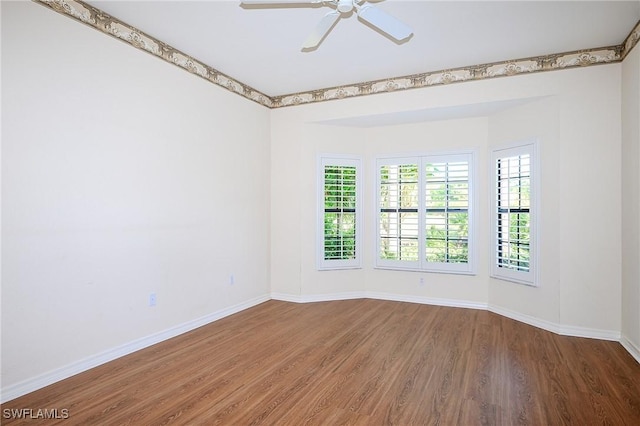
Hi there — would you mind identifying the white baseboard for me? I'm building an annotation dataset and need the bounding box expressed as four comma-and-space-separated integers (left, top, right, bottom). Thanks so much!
273, 292, 632, 357
488, 304, 562, 335
488, 304, 621, 341
4, 291, 636, 402
365, 291, 488, 310
271, 291, 487, 311
620, 335, 640, 363
1, 294, 270, 403
271, 291, 366, 303
557, 324, 621, 341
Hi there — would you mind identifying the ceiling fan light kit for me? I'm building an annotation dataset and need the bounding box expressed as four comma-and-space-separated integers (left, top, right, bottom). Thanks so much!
240, 0, 413, 50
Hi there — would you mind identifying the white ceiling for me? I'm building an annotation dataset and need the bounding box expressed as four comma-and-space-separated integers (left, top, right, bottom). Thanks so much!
87, 0, 640, 96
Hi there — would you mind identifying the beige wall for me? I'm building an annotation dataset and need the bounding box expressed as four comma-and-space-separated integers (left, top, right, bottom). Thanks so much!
487, 68, 622, 336
622, 44, 640, 356
271, 64, 623, 338
2, 1, 271, 395
2, 0, 638, 403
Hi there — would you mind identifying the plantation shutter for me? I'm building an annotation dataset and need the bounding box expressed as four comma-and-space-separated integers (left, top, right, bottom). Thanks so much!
491, 141, 537, 286
318, 157, 361, 270
376, 152, 475, 274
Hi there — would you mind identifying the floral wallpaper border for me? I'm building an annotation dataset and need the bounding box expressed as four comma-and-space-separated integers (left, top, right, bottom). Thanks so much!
622, 18, 640, 61
35, 0, 274, 108
35, 0, 640, 109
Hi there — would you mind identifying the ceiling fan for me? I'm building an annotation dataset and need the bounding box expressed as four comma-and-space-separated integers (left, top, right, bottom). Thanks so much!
240, 0, 413, 50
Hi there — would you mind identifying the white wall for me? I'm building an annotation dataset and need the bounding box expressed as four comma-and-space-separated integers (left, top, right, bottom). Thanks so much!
269, 80, 544, 306
488, 67, 622, 337
487, 96, 561, 326
361, 118, 489, 305
557, 67, 622, 335
1, 1, 271, 396
2, 0, 636, 403
271, 97, 492, 306
622, 44, 640, 357
271, 64, 623, 338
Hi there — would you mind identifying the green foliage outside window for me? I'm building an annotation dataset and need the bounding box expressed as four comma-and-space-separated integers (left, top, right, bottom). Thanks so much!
379, 164, 419, 261
425, 162, 469, 263
324, 166, 357, 260
497, 155, 531, 271
379, 161, 470, 264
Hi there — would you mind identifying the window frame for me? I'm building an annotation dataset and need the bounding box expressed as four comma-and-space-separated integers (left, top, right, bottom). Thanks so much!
375, 150, 477, 275
490, 140, 539, 286
317, 155, 363, 270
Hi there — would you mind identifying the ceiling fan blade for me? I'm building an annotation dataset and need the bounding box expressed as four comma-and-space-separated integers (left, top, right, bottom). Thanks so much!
302, 10, 341, 49
241, 0, 322, 4
357, 4, 413, 41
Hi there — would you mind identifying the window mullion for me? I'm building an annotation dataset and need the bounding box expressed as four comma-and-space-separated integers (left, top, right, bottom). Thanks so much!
444, 162, 450, 263
504, 158, 509, 266
517, 157, 522, 268
338, 169, 343, 259
418, 157, 426, 269
497, 160, 502, 264
398, 177, 403, 260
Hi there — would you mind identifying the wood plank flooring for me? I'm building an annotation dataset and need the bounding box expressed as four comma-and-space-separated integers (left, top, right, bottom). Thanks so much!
2, 299, 639, 425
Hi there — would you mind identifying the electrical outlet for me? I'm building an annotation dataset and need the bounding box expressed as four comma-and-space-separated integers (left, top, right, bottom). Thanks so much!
229, 274, 235, 285
149, 292, 157, 307
419, 277, 425, 286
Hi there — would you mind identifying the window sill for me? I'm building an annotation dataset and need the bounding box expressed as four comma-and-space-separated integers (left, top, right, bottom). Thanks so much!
490, 273, 537, 287
374, 266, 476, 276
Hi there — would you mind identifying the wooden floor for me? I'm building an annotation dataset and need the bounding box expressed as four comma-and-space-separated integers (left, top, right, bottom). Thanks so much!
3, 299, 640, 425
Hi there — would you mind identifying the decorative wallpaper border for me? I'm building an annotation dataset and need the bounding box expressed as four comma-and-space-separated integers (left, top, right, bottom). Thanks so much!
35, 0, 273, 108
273, 46, 622, 107
34, 0, 639, 110
622, 18, 640, 61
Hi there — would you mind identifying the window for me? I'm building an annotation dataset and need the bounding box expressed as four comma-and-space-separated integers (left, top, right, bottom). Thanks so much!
318, 156, 362, 270
425, 159, 470, 265
377, 152, 475, 274
379, 162, 420, 263
491, 141, 538, 285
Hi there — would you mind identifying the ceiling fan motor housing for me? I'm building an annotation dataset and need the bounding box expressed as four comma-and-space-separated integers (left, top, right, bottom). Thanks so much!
337, 0, 354, 13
